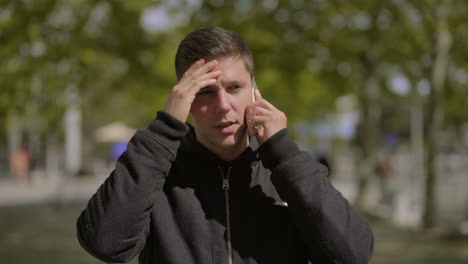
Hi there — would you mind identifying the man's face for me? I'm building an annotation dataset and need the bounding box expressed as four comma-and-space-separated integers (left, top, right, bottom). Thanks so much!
190, 56, 253, 159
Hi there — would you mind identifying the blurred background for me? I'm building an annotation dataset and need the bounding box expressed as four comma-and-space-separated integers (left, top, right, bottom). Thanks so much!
1, 0, 468, 263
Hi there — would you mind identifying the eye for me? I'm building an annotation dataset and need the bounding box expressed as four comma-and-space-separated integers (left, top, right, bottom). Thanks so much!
228, 85, 241, 92
197, 88, 214, 96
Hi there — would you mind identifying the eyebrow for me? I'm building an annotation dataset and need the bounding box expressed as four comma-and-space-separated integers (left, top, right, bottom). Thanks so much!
200, 80, 248, 91
199, 86, 215, 92
220, 79, 247, 87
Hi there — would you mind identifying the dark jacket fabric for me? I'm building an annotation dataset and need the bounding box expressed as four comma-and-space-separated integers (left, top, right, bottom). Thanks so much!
77, 111, 374, 264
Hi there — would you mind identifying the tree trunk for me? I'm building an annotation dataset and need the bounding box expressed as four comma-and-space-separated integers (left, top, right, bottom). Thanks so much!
410, 83, 425, 224
422, 0, 452, 229
355, 57, 381, 210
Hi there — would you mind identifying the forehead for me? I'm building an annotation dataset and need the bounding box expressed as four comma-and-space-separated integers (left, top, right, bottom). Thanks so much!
208, 56, 251, 81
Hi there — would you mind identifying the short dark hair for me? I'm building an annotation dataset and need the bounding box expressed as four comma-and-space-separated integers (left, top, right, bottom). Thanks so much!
175, 27, 254, 80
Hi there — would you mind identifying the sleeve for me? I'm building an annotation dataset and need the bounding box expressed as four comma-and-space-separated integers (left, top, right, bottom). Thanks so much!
76, 111, 189, 263
258, 129, 374, 264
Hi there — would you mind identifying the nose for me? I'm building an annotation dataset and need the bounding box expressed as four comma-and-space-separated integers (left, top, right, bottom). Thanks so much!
215, 89, 230, 114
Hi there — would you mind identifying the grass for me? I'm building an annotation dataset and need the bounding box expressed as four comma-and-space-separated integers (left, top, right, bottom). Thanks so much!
0, 203, 467, 263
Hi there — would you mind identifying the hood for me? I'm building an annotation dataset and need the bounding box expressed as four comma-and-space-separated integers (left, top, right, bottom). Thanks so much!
178, 124, 260, 166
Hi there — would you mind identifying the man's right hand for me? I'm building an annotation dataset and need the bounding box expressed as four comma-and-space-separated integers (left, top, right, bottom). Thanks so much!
164, 59, 221, 122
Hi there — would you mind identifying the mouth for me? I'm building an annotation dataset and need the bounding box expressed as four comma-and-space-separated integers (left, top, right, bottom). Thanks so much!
215, 121, 237, 133
216, 121, 235, 128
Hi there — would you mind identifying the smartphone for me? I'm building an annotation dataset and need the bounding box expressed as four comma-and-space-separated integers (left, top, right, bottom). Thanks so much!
252, 79, 257, 103
251, 78, 262, 133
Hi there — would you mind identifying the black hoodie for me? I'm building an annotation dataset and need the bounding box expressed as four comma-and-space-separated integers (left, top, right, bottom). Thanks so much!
77, 111, 374, 264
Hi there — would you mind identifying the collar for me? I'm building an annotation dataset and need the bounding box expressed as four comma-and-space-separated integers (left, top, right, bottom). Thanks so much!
179, 124, 260, 165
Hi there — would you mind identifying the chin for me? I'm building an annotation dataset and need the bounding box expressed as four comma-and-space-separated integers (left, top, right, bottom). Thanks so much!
220, 133, 248, 148
218, 137, 238, 148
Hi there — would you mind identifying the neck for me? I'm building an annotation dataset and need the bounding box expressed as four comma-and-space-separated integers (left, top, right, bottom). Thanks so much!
215, 144, 248, 161
196, 132, 250, 162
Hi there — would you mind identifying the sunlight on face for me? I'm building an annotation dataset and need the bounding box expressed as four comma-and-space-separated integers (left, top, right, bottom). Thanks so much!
190, 56, 254, 160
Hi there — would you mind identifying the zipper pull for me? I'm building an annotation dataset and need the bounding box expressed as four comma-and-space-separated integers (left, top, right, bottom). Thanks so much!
222, 178, 230, 190
219, 166, 231, 191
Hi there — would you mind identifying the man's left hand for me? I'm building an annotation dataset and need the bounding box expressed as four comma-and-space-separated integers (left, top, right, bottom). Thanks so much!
246, 89, 287, 144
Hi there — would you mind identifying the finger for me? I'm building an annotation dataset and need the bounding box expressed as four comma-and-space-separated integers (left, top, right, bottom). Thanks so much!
248, 109, 259, 136
192, 59, 218, 77
183, 58, 205, 78
254, 88, 262, 101
179, 68, 219, 90
190, 78, 217, 94
196, 70, 222, 82
251, 115, 268, 125
253, 89, 279, 111
189, 70, 221, 94
251, 115, 266, 138
249, 105, 272, 116
253, 97, 278, 112
256, 125, 264, 141
245, 107, 256, 137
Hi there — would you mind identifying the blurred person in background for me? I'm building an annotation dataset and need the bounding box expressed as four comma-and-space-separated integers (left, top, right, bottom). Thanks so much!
10, 145, 31, 184
77, 27, 373, 264
375, 149, 394, 215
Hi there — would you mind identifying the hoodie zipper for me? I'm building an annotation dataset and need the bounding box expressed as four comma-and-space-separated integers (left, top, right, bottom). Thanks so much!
218, 166, 233, 264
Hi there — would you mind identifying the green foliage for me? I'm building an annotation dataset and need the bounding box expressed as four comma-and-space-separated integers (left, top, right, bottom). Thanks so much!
1, 0, 467, 141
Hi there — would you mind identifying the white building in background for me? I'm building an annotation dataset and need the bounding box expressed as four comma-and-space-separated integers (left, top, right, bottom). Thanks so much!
64, 85, 81, 176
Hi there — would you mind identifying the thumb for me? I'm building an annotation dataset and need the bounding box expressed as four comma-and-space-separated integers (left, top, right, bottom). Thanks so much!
245, 106, 256, 137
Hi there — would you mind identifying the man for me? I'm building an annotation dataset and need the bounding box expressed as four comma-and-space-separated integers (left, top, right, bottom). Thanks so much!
77, 27, 374, 264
